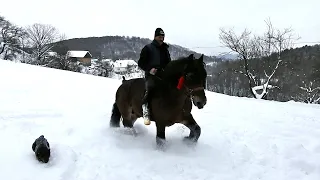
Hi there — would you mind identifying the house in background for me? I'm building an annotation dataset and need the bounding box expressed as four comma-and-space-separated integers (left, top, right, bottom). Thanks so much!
43, 51, 58, 60
66, 50, 92, 66
112, 59, 138, 74
46, 51, 58, 57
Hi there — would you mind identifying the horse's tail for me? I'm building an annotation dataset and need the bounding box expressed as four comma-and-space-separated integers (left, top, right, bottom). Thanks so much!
110, 102, 121, 127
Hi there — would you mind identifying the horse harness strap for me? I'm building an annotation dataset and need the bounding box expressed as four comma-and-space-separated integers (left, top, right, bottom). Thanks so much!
184, 86, 204, 95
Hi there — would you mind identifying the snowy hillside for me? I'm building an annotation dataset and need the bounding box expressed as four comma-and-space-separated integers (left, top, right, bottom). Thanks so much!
0, 59, 320, 180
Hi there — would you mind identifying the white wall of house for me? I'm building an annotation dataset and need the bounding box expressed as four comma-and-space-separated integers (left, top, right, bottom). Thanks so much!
112, 59, 138, 73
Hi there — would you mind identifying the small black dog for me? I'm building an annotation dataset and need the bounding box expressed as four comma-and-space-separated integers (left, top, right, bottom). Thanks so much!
32, 135, 50, 163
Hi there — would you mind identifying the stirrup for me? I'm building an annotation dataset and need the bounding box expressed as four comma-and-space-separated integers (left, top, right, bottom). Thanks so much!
142, 104, 151, 125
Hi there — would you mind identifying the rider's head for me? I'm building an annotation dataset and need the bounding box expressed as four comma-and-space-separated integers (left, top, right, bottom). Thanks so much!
154, 28, 165, 45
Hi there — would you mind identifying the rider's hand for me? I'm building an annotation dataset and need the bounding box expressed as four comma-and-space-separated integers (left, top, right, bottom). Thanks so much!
149, 68, 157, 75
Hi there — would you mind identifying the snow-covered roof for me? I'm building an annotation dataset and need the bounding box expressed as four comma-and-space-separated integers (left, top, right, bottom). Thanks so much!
113, 60, 137, 68
47, 51, 58, 56
66, 50, 92, 58
101, 59, 113, 62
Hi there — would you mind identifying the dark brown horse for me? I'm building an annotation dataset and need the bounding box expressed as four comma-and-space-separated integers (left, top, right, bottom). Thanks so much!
109, 54, 208, 149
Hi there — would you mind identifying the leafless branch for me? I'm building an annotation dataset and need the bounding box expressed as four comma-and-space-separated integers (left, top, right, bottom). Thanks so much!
25, 23, 60, 64
299, 80, 320, 104
218, 19, 298, 99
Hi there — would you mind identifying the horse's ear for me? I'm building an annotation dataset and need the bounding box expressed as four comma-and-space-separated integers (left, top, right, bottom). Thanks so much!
183, 63, 188, 70
198, 54, 204, 62
188, 54, 194, 60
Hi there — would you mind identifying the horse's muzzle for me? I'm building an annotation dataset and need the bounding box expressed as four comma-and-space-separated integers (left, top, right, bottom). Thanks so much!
195, 101, 204, 109
192, 95, 207, 109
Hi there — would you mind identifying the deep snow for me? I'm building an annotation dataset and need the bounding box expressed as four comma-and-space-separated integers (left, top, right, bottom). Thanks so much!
0, 59, 320, 180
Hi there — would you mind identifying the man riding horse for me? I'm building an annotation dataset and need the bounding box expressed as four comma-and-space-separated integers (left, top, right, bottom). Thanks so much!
138, 28, 171, 125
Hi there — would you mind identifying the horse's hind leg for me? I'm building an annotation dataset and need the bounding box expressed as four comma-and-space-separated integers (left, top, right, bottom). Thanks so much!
122, 118, 138, 136
122, 118, 137, 136
122, 108, 138, 136
121, 107, 134, 128
122, 118, 133, 128
182, 113, 201, 143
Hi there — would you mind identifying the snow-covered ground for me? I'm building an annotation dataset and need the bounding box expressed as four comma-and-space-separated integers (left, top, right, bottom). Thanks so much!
0, 59, 320, 180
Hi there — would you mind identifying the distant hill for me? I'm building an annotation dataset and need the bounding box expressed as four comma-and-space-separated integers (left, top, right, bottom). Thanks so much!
55, 36, 221, 63
216, 52, 238, 60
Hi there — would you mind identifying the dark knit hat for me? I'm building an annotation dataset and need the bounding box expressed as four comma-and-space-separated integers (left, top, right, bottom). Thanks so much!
155, 28, 165, 37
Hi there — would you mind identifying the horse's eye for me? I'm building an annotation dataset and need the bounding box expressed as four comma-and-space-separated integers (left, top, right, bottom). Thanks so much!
186, 73, 194, 80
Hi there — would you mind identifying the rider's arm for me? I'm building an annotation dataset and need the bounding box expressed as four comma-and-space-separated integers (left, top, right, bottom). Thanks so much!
138, 46, 151, 72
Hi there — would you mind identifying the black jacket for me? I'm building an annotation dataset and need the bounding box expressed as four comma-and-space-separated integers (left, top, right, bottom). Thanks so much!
138, 40, 171, 76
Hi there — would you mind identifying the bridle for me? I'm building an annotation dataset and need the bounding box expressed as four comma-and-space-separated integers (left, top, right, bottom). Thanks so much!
184, 85, 205, 97
181, 83, 205, 113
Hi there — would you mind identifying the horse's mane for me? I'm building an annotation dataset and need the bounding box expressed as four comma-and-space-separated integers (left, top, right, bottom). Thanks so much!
153, 54, 206, 96
162, 55, 193, 79
151, 55, 194, 94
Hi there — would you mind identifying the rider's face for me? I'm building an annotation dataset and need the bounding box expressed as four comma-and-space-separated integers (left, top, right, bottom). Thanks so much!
155, 35, 164, 44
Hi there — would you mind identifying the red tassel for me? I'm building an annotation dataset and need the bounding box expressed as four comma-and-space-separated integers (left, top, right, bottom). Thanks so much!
177, 76, 185, 90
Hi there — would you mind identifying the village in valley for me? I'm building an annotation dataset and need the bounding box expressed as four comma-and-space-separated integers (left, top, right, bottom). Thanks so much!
45, 49, 144, 80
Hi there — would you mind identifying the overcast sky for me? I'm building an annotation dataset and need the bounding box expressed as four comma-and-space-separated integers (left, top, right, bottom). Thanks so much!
1, 0, 319, 56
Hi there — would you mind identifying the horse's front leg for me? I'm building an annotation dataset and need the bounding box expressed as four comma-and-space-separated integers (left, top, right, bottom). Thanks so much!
182, 113, 201, 143
155, 122, 166, 150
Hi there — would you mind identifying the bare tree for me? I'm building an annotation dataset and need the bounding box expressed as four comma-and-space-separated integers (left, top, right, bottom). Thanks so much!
25, 23, 61, 64
0, 15, 26, 60
298, 80, 320, 104
0, 16, 6, 55
219, 18, 300, 99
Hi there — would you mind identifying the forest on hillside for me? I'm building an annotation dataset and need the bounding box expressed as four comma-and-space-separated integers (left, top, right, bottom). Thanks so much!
56, 36, 221, 62
206, 44, 320, 103
205, 19, 320, 104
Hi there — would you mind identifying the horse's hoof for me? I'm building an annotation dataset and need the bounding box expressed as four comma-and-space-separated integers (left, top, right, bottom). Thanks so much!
110, 123, 120, 128
156, 137, 167, 151
132, 129, 138, 137
183, 136, 198, 146
183, 136, 193, 141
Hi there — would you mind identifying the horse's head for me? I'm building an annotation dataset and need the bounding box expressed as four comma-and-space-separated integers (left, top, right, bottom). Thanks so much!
181, 54, 207, 109
163, 54, 208, 109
